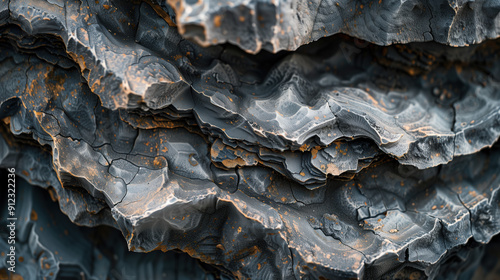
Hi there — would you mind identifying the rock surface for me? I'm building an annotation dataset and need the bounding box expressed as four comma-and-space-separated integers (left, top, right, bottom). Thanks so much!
0, 173, 227, 279
0, 0, 499, 279
160, 0, 500, 53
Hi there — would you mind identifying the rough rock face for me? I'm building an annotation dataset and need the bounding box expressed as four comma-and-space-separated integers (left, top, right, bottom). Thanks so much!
0, 0, 500, 279
0, 174, 225, 280
161, 0, 500, 53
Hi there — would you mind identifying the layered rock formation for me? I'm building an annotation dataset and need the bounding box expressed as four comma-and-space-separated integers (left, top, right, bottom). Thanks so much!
0, 0, 500, 279
0, 174, 224, 279
163, 0, 500, 53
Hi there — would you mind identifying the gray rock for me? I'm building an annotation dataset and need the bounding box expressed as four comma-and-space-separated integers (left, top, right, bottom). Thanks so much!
0, 0, 499, 279
160, 0, 500, 53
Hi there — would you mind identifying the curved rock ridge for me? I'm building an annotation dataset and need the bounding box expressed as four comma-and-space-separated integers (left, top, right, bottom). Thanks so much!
158, 0, 500, 53
0, 47, 499, 277
0, 0, 499, 177
0, 0, 500, 279
3, 111, 500, 279
0, 175, 226, 280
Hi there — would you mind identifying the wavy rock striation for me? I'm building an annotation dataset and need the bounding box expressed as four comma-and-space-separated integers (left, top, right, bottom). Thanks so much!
159, 0, 500, 53
0, 174, 225, 279
0, 0, 499, 279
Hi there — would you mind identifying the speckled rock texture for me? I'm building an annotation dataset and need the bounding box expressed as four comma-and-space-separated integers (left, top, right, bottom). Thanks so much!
0, 0, 500, 279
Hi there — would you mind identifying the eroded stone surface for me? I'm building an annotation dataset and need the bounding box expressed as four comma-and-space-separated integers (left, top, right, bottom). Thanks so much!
0, 0, 499, 279
159, 0, 500, 53
0, 174, 224, 280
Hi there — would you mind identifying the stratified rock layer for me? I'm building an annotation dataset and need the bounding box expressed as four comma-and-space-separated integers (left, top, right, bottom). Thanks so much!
0, 0, 499, 279
160, 0, 500, 53
0, 173, 226, 280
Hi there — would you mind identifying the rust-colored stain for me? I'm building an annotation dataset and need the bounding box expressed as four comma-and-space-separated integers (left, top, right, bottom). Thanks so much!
214, 15, 222, 27
30, 210, 38, 221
